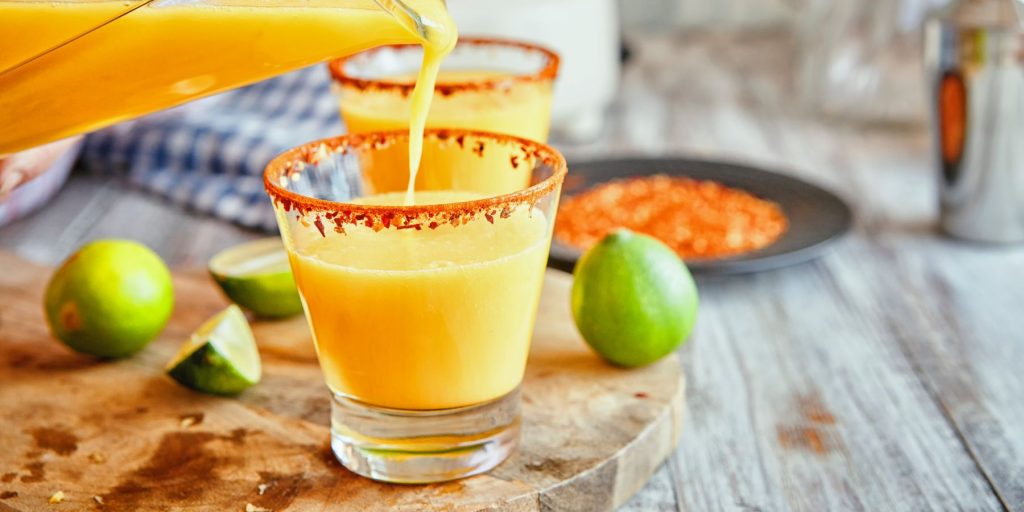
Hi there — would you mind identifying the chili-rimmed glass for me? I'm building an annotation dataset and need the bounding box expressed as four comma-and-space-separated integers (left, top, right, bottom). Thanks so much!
328, 37, 560, 143
264, 129, 566, 483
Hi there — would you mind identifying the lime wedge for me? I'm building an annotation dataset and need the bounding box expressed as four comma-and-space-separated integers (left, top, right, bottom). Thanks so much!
209, 238, 303, 319
166, 305, 261, 395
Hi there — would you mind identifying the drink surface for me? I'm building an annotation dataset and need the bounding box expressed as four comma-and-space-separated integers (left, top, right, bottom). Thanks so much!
0, 0, 456, 154
287, 190, 551, 410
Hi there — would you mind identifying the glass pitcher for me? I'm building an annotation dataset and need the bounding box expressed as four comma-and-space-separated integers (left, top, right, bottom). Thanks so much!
0, 0, 454, 155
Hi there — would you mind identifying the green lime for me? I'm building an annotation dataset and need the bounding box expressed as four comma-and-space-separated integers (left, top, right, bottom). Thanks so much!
44, 239, 174, 359
166, 304, 261, 395
571, 229, 699, 367
209, 238, 303, 319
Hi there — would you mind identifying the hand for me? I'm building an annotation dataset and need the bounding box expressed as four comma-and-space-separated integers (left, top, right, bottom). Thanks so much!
0, 136, 83, 200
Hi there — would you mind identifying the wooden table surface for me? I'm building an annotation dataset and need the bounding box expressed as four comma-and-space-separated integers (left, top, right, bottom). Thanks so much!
2, 31, 1022, 511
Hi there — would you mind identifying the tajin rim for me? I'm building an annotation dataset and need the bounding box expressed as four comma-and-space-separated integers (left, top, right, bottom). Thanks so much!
263, 128, 567, 222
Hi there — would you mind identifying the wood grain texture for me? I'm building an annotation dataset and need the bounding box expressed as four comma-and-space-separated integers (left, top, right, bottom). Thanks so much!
566, 31, 1018, 511
0, 253, 684, 512
1, 29, 1022, 512
0, 175, 257, 267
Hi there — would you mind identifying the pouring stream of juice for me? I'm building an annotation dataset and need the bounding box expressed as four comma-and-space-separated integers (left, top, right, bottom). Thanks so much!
0, 0, 457, 202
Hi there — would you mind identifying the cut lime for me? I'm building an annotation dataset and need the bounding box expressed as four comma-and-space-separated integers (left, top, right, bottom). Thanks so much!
166, 305, 261, 395
209, 238, 303, 319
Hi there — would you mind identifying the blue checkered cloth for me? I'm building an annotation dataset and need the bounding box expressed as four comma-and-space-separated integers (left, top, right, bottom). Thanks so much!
78, 65, 344, 231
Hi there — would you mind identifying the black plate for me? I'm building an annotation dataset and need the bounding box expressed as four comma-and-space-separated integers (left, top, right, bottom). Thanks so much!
548, 157, 853, 275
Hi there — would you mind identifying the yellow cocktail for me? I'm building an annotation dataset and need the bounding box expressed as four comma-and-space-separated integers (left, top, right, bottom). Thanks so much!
265, 129, 566, 483
0, 0, 456, 154
329, 38, 559, 143
289, 190, 548, 410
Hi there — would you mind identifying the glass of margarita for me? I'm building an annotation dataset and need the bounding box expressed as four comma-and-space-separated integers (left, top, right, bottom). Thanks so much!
264, 129, 566, 483
328, 37, 559, 144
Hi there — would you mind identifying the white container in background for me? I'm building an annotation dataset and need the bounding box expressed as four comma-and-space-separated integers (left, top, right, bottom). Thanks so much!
446, 0, 621, 142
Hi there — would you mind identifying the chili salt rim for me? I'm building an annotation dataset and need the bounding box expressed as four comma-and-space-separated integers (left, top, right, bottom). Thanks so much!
327, 37, 560, 96
263, 129, 567, 231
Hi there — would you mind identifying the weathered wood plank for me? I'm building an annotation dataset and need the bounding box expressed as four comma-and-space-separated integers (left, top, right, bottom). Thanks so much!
618, 463, 677, 512
670, 254, 1002, 511
0, 176, 261, 266
0, 177, 117, 264
569, 31, 1012, 511
834, 130, 1024, 511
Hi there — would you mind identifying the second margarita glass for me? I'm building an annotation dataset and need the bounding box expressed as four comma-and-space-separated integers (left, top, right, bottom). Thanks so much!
329, 37, 560, 142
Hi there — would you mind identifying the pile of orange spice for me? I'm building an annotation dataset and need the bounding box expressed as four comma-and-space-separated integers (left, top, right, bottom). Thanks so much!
554, 175, 788, 260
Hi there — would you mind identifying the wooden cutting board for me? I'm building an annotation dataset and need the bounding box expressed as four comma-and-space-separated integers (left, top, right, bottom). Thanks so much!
0, 252, 684, 512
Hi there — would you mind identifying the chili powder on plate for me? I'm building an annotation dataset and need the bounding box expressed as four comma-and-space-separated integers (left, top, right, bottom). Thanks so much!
554, 175, 788, 260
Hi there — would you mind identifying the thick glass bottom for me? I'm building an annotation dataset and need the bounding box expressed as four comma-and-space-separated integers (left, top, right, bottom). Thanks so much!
330, 387, 520, 484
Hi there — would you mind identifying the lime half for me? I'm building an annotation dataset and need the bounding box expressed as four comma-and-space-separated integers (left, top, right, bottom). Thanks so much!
166, 305, 261, 395
209, 238, 303, 318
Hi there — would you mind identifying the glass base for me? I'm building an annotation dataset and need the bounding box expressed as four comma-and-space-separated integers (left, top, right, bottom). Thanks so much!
330, 387, 520, 484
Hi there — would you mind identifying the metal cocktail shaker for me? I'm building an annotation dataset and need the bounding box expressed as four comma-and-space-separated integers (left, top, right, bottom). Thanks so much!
925, 0, 1024, 243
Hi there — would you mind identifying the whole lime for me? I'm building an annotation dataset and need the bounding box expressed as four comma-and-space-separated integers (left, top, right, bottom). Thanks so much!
44, 240, 174, 358
571, 229, 698, 367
